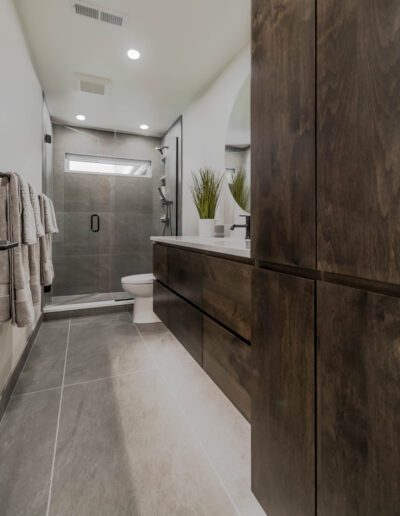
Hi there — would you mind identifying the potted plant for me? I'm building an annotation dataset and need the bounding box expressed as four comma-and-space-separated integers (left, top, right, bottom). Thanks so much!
191, 168, 222, 237
229, 168, 250, 212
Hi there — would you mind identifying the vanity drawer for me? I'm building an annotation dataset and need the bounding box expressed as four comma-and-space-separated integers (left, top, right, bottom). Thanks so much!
153, 280, 171, 326
202, 255, 252, 341
168, 291, 203, 365
167, 246, 203, 307
203, 317, 252, 421
153, 243, 168, 283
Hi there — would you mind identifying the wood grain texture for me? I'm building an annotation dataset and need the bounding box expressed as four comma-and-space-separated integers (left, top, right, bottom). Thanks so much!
167, 290, 203, 366
317, 0, 400, 284
203, 318, 252, 421
167, 246, 203, 307
317, 282, 400, 515
153, 244, 168, 283
153, 280, 170, 326
252, 0, 315, 268
202, 255, 252, 341
252, 268, 315, 516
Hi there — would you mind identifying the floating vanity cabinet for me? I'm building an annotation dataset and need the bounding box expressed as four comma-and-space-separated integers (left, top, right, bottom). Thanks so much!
168, 292, 203, 366
167, 246, 203, 307
203, 255, 252, 341
153, 243, 168, 284
152, 242, 252, 420
203, 318, 252, 420
252, 269, 315, 516
317, 282, 400, 515
153, 280, 170, 327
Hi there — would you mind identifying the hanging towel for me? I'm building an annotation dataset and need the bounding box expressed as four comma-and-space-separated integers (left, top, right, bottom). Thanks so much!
29, 243, 41, 307
29, 183, 45, 238
9, 173, 34, 327
0, 177, 11, 322
18, 174, 37, 245
43, 195, 59, 235
39, 194, 55, 287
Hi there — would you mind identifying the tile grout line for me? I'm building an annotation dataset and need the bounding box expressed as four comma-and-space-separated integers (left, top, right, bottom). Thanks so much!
134, 320, 242, 516
45, 316, 71, 516
63, 366, 158, 389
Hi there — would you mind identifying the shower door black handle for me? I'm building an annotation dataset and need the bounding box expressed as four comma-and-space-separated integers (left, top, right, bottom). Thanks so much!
91, 214, 100, 232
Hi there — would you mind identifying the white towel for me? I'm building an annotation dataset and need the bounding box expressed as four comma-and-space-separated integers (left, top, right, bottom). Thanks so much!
18, 174, 37, 245
42, 194, 59, 235
29, 183, 45, 238
38, 194, 55, 286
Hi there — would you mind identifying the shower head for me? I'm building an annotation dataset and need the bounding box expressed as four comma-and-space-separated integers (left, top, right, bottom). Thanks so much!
155, 145, 169, 156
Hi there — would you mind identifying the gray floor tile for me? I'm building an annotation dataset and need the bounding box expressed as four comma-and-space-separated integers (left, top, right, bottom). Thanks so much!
13, 319, 69, 395
0, 389, 61, 516
49, 371, 237, 516
162, 360, 265, 516
65, 312, 154, 384
136, 322, 193, 368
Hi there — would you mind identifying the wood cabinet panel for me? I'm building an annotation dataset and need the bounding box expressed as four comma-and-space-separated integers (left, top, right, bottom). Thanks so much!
317, 0, 400, 284
252, 0, 315, 268
252, 268, 315, 516
153, 243, 168, 283
317, 282, 400, 515
202, 255, 252, 341
168, 291, 203, 366
167, 246, 203, 307
203, 318, 252, 421
153, 280, 170, 326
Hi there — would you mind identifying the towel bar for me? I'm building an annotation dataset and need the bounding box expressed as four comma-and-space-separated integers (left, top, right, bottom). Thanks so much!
0, 240, 18, 251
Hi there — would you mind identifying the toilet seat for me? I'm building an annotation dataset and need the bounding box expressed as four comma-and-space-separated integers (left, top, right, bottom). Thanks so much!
121, 273, 154, 285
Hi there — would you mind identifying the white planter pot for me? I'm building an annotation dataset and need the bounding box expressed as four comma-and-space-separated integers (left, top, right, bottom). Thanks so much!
198, 219, 215, 237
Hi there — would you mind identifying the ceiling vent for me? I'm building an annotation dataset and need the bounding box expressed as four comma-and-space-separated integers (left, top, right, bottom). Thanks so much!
73, 3, 126, 27
100, 11, 124, 27
74, 3, 99, 20
74, 73, 112, 96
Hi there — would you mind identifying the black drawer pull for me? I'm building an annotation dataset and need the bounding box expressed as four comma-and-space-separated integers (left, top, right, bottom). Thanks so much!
90, 214, 100, 232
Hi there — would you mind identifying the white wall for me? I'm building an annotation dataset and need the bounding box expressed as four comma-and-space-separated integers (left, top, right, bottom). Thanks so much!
181, 45, 250, 235
0, 0, 44, 395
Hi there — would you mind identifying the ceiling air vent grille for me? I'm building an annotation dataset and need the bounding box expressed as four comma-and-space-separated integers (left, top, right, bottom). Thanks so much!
74, 3, 99, 20
100, 11, 124, 27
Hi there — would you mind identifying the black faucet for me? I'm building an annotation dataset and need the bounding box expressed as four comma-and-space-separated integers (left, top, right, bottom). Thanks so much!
231, 215, 251, 240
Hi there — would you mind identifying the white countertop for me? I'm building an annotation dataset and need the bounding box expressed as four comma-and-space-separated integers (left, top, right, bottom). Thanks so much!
150, 236, 251, 259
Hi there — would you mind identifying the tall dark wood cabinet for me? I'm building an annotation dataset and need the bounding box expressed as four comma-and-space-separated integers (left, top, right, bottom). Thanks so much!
252, 269, 315, 516
251, 0, 400, 515
317, 282, 400, 515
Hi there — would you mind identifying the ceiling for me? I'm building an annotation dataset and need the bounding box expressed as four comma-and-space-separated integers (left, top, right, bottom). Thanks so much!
14, 0, 250, 136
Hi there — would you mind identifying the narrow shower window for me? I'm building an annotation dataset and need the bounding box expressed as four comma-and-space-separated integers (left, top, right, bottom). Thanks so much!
65, 153, 152, 177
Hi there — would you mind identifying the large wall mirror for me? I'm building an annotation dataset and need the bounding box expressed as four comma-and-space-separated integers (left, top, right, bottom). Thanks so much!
225, 74, 251, 233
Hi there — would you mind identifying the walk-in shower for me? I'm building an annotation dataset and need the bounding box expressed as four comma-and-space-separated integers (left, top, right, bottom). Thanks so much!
44, 125, 167, 311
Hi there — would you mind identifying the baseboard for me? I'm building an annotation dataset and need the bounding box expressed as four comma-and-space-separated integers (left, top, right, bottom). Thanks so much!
0, 314, 43, 422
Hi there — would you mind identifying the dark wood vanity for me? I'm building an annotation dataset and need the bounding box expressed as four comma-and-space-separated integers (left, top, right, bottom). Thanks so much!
153, 242, 253, 421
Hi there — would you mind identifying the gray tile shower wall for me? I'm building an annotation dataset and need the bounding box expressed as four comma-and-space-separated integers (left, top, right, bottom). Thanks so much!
51, 125, 163, 295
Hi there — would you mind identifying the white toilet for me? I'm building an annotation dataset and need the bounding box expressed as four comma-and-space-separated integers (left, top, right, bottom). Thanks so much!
121, 273, 160, 324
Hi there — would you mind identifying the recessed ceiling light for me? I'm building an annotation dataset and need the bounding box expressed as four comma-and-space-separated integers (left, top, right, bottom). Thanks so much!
127, 49, 141, 60
76, 114, 86, 121
140, 124, 149, 130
